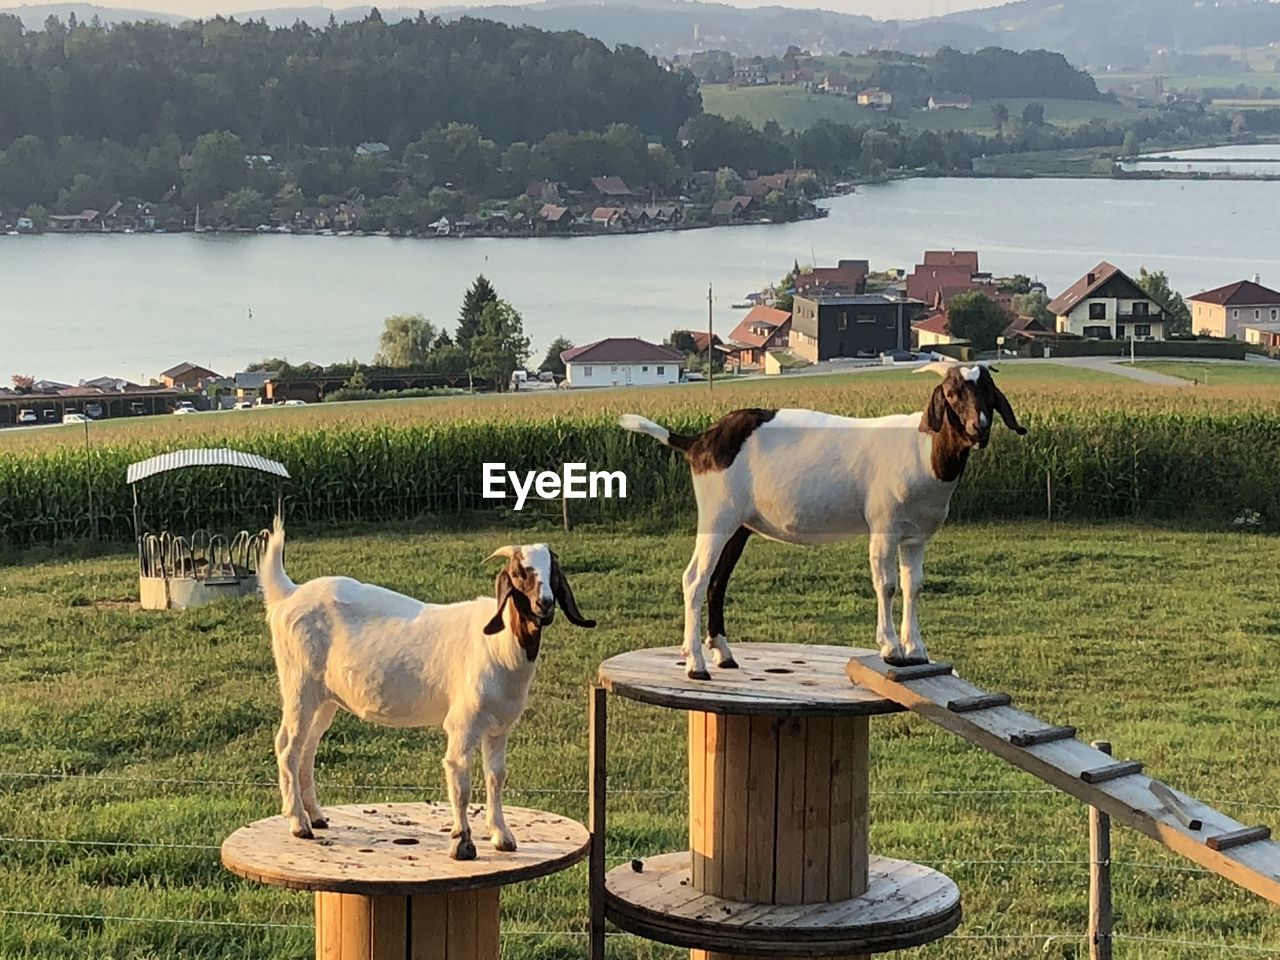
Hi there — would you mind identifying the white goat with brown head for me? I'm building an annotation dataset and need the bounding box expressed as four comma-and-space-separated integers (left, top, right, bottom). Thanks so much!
258, 522, 595, 858
621, 362, 1025, 679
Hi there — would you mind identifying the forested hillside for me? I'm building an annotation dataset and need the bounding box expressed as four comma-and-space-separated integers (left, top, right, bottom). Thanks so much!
0, 12, 701, 148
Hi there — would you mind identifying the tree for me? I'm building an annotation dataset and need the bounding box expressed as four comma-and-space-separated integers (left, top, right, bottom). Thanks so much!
1012, 291, 1053, 327
0, 136, 53, 207
715, 166, 744, 197
186, 132, 248, 207
1137, 267, 1192, 336
457, 275, 498, 356
539, 336, 574, 376
223, 187, 270, 227
990, 102, 1009, 130
247, 357, 290, 372
947, 292, 1008, 351
1121, 131, 1141, 157
667, 330, 698, 354
469, 300, 530, 391
374, 313, 440, 367
11, 374, 34, 393
1021, 101, 1046, 126
998, 273, 1033, 295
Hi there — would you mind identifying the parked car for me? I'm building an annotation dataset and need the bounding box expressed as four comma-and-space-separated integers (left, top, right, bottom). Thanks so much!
16, 409, 37, 424
880, 349, 918, 363
62, 413, 90, 424
173, 401, 197, 415
281, 399, 306, 407
233, 400, 254, 411
537, 371, 555, 383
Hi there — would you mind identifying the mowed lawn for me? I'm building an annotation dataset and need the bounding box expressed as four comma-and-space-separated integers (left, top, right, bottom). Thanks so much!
2, 523, 1279, 958
699, 85, 1142, 134
1133, 360, 1280, 386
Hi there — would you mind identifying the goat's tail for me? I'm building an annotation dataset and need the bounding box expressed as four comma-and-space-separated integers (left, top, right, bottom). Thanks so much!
618, 414, 695, 453
258, 515, 296, 608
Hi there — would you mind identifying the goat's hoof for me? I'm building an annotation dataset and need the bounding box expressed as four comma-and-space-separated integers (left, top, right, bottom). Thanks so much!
450, 836, 477, 861
291, 824, 314, 840
687, 669, 712, 681
492, 834, 518, 853
310, 817, 328, 830
718, 658, 739, 669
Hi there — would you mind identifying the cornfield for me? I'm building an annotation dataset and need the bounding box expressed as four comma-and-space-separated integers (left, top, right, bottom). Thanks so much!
4, 370, 1280, 545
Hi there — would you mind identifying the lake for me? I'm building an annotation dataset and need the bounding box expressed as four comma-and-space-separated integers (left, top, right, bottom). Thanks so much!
4, 175, 1280, 383
1119, 143, 1280, 176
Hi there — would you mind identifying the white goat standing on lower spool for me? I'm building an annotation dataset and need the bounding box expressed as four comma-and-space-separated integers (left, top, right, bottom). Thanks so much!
620, 362, 1026, 679
258, 521, 595, 858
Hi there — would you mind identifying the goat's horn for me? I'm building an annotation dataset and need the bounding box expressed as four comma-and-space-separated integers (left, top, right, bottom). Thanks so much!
484, 546, 518, 563
913, 361, 957, 378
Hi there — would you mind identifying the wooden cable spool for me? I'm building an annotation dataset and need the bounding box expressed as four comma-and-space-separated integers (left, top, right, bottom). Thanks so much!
222, 802, 590, 960
595, 644, 961, 960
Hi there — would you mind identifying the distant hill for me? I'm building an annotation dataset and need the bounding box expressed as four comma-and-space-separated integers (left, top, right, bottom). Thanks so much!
938, 0, 1280, 69
0, 0, 1000, 55
7, 0, 1280, 67
0, 1, 185, 24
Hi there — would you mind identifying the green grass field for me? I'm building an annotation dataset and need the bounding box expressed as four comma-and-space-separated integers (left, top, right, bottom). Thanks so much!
2, 522, 1279, 958
1133, 360, 1280, 386
971, 147, 1121, 177
699, 86, 1143, 135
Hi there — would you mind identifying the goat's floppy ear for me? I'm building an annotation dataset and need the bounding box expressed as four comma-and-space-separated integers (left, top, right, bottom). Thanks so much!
484, 571, 514, 635
921, 384, 947, 434
551, 553, 596, 628
990, 380, 1027, 435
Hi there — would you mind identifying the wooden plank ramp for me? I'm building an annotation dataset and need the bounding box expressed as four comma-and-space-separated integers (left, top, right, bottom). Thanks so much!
846, 655, 1280, 906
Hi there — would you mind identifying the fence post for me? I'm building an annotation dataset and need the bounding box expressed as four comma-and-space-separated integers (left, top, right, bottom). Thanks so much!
1089, 740, 1114, 960
1046, 469, 1053, 521
588, 686, 607, 960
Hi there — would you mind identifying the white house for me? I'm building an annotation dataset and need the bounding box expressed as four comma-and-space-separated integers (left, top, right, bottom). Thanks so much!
1048, 261, 1167, 341
560, 338, 684, 388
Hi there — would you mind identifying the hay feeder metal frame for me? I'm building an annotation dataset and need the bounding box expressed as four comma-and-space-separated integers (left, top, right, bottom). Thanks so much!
127, 448, 290, 610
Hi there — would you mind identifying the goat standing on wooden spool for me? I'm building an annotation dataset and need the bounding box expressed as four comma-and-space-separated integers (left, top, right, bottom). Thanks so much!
620, 362, 1026, 679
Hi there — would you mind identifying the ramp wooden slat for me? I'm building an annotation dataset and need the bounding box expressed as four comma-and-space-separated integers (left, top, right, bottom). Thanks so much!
1010, 725, 1076, 748
847, 655, 1280, 905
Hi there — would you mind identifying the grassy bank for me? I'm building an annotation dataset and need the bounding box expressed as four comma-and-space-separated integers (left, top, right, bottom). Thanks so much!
699, 87, 1142, 135
1, 523, 1278, 958
7, 366, 1280, 544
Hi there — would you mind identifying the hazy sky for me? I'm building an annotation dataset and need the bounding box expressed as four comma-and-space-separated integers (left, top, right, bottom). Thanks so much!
17, 0, 1006, 21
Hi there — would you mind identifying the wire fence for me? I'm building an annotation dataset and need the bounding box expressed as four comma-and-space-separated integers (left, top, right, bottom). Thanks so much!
3, 768, 1279, 955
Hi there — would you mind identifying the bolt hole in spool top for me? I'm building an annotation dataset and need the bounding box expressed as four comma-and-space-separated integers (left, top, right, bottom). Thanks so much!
764, 667, 792, 674
392, 837, 419, 846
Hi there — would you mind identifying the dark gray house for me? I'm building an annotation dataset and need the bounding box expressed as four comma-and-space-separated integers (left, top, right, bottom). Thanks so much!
790, 294, 926, 363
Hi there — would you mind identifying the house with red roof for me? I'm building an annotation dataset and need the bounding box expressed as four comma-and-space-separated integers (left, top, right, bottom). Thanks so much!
537, 203, 572, 232
910, 310, 968, 350
590, 206, 629, 229
795, 259, 869, 297
590, 176, 634, 200
905, 250, 997, 308
560, 338, 684, 388
724, 305, 791, 370
1048, 262, 1167, 340
1188, 277, 1280, 339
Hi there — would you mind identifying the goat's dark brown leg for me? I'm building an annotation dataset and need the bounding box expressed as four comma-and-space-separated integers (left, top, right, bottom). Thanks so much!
705, 526, 751, 669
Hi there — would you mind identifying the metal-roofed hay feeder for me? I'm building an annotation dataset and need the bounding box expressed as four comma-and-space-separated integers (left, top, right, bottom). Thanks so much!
127, 448, 290, 610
